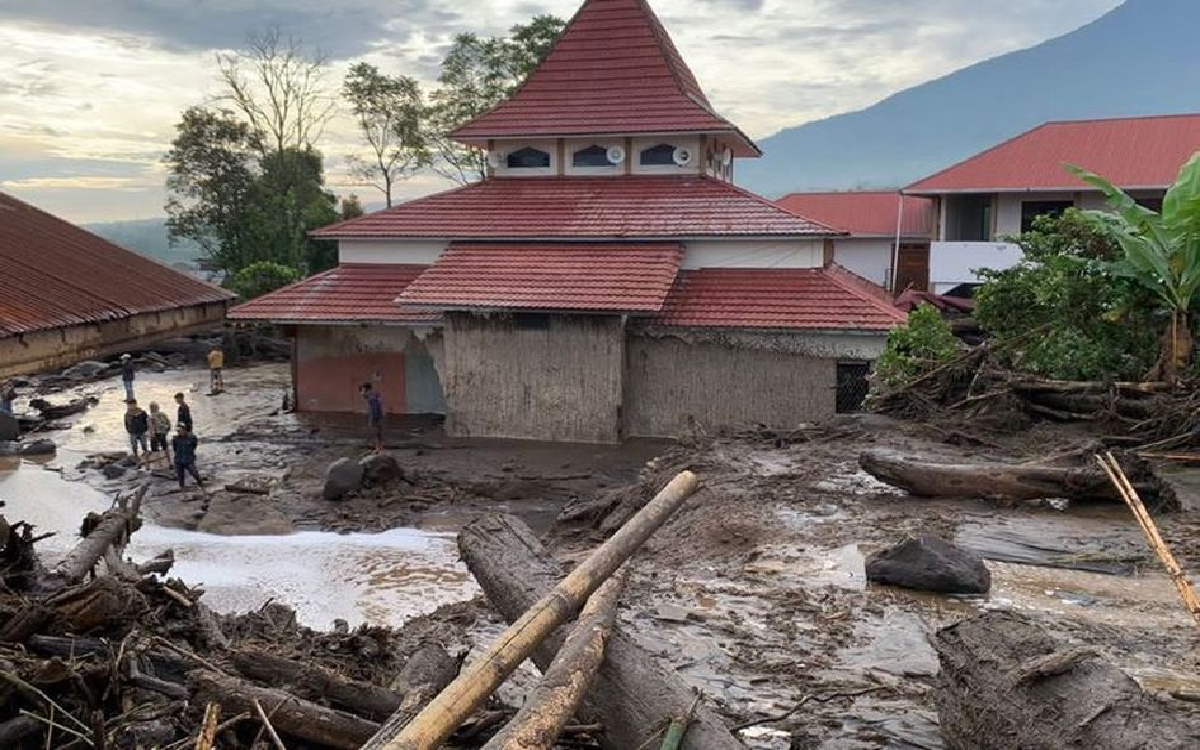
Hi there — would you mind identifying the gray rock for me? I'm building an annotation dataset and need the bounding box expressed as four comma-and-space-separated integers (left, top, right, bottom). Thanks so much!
102, 464, 127, 480
323, 458, 364, 501
866, 535, 991, 595
0, 411, 18, 441
62, 361, 109, 380
360, 453, 403, 486
18, 439, 56, 457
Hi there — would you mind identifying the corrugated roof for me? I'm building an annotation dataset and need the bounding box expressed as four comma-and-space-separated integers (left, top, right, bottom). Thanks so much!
906, 113, 1200, 193
0, 191, 233, 338
228, 264, 436, 324
398, 242, 682, 312
451, 0, 758, 156
649, 265, 906, 331
312, 176, 835, 239
776, 191, 933, 238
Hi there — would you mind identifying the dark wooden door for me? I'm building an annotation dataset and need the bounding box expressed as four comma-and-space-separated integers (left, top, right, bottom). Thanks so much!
893, 243, 930, 293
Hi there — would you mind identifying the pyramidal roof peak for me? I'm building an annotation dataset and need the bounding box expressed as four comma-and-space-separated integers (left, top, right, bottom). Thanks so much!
452, 0, 759, 156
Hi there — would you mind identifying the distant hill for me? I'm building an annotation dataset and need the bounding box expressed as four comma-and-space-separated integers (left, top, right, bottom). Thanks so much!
85, 218, 203, 269
739, 0, 1200, 197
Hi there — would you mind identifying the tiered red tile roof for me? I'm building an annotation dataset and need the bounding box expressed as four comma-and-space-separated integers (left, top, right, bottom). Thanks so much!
0, 191, 232, 338
776, 191, 933, 238
398, 242, 682, 312
228, 264, 435, 324
451, 0, 758, 156
313, 176, 834, 239
648, 265, 907, 331
906, 113, 1200, 193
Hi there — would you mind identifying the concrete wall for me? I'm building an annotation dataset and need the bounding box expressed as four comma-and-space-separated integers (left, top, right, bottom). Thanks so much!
832, 238, 894, 287
0, 302, 228, 379
929, 241, 1024, 292
294, 325, 445, 414
338, 239, 446, 265
439, 313, 624, 443
623, 329, 884, 437
682, 238, 823, 269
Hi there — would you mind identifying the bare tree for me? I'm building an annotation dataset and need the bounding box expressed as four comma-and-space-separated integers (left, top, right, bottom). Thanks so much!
217, 28, 335, 157
343, 63, 427, 207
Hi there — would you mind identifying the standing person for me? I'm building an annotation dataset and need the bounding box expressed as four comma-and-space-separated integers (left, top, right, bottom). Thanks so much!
124, 400, 150, 463
120, 354, 136, 401
171, 423, 203, 490
360, 381, 384, 454
174, 392, 193, 433
0, 380, 15, 414
207, 345, 225, 394
148, 402, 172, 466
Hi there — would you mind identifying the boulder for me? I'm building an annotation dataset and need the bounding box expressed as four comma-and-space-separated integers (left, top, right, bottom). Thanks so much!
360, 453, 403, 486
323, 458, 364, 501
0, 439, 56, 457
0, 410, 18, 441
102, 464, 128, 480
866, 535, 990, 594
62, 361, 110, 380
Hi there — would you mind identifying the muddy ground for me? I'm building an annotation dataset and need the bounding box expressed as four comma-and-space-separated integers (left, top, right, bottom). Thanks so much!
6, 362, 1200, 748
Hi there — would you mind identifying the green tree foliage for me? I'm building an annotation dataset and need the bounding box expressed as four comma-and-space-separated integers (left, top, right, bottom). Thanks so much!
229, 261, 301, 300
340, 194, 364, 220
424, 15, 566, 184
873, 304, 961, 388
1068, 153, 1200, 380
974, 210, 1160, 381
343, 62, 426, 207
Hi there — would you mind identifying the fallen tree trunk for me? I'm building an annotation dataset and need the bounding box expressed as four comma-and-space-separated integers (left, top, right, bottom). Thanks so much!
933, 611, 1196, 749
189, 669, 380, 749
367, 471, 701, 750
860, 449, 1176, 509
45, 484, 146, 589
231, 648, 403, 720
359, 644, 463, 749
483, 570, 626, 750
460, 514, 745, 750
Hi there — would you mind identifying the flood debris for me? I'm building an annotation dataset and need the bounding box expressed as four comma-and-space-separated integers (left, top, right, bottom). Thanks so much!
933, 611, 1198, 749
866, 535, 991, 595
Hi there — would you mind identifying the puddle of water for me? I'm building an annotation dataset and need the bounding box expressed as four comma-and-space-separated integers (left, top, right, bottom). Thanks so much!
956, 513, 1145, 575
0, 458, 478, 630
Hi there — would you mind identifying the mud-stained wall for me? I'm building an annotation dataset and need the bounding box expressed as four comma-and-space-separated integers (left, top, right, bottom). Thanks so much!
623, 329, 883, 438
440, 313, 624, 443
0, 303, 228, 379
294, 325, 446, 414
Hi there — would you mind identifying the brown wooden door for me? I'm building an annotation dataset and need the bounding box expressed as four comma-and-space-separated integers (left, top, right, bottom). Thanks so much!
893, 243, 930, 293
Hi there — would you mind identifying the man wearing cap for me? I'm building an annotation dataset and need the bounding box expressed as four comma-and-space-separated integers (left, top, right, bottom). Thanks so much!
120, 354, 137, 401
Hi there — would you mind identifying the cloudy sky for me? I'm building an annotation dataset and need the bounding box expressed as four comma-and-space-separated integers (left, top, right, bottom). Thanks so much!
0, 0, 1122, 224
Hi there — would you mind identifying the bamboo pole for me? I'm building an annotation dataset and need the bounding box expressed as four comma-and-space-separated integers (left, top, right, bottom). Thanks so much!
1096, 452, 1200, 625
364, 470, 700, 750
482, 570, 627, 750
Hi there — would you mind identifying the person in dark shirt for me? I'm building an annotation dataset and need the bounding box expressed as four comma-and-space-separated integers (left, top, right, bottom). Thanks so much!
360, 381, 384, 453
124, 400, 150, 461
120, 354, 136, 401
171, 424, 203, 490
174, 392, 193, 431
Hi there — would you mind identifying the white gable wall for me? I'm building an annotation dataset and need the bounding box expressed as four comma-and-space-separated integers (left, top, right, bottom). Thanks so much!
681, 239, 822, 269
832, 238, 894, 287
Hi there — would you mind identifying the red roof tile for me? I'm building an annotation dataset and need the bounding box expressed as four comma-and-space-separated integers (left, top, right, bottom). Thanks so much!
228, 264, 436, 324
776, 191, 933, 238
0, 192, 233, 338
313, 176, 834, 239
649, 265, 906, 331
906, 113, 1200, 193
398, 242, 682, 312
452, 0, 758, 156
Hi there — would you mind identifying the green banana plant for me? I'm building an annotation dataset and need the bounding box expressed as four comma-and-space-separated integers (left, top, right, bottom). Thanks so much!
1067, 151, 1200, 381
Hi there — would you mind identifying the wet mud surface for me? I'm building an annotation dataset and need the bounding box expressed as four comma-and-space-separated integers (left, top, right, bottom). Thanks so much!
5, 365, 1200, 747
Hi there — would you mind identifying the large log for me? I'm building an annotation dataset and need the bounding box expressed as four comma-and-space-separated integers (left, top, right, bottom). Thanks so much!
45, 484, 147, 589
368, 471, 701, 750
460, 514, 745, 750
483, 570, 625, 750
933, 611, 1196, 749
859, 449, 1175, 508
359, 644, 463, 749
189, 669, 381, 749
231, 648, 403, 720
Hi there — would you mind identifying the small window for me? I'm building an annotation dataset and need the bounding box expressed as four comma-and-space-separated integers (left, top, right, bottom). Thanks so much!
1020, 200, 1072, 233
572, 145, 610, 167
640, 143, 676, 166
506, 147, 551, 169
836, 362, 871, 414
1136, 196, 1164, 213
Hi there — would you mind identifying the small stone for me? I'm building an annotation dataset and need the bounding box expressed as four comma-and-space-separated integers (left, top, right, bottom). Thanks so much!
333, 619, 350, 634
324, 458, 365, 501
652, 604, 692, 624
102, 464, 127, 480
866, 535, 990, 594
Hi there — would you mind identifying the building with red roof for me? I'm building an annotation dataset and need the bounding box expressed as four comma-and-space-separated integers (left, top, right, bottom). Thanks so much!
904, 113, 1200, 293
0, 191, 233, 379
231, 0, 905, 440
775, 191, 934, 292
